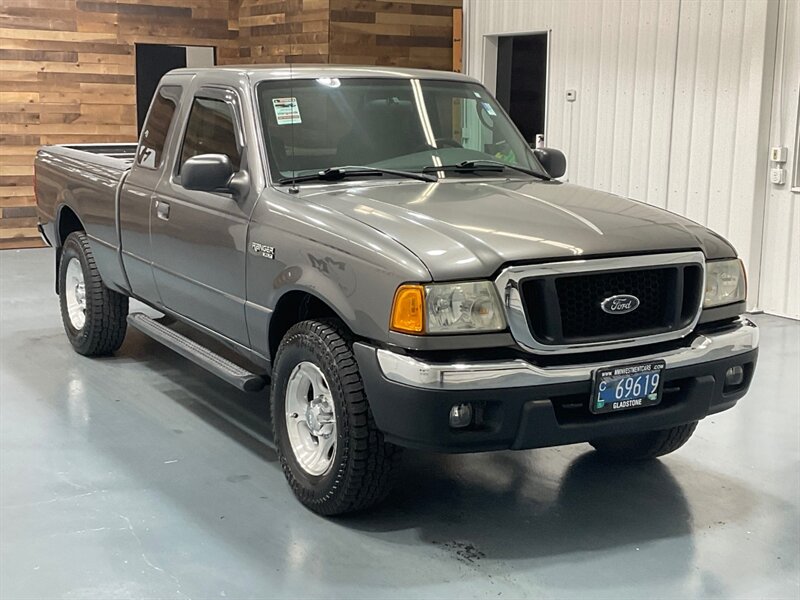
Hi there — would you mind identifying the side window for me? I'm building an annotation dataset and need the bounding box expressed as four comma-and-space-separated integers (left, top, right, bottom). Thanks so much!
178, 97, 241, 174
137, 90, 177, 169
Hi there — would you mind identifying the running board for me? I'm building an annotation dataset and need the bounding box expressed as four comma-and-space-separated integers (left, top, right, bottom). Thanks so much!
127, 312, 267, 392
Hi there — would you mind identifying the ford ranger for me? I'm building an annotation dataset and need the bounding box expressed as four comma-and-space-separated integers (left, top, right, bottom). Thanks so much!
35, 66, 759, 515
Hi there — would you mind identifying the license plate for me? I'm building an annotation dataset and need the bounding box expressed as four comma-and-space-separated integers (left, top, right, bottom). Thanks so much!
591, 360, 666, 414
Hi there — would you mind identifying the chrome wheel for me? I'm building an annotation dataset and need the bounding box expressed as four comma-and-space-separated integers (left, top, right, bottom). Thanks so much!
65, 257, 86, 330
285, 361, 337, 476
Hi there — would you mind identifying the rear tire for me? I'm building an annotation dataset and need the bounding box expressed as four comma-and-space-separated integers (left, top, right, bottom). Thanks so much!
590, 422, 699, 460
58, 231, 128, 356
270, 319, 400, 515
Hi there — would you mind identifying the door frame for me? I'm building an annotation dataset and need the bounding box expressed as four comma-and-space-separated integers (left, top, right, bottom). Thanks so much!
481, 30, 551, 144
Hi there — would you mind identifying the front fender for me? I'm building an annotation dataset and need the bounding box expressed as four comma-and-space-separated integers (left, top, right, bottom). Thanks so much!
245, 190, 431, 358
272, 262, 359, 326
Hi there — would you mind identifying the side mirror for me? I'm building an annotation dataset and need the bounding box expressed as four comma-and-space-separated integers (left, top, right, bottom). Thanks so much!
532, 147, 567, 179
181, 154, 235, 192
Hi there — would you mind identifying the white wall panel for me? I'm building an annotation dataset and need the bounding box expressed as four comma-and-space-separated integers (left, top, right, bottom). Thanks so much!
646, 0, 682, 208
464, 0, 796, 317
667, 0, 774, 285
759, 0, 800, 318
465, 0, 679, 204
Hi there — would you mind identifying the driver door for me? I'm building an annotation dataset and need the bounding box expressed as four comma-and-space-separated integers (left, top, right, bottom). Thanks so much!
149, 86, 252, 345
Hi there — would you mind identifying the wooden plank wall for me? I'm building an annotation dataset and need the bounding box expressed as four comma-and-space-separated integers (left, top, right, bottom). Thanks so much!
0, 0, 239, 249
329, 0, 460, 70
452, 7, 461, 73
236, 0, 463, 66
0, 0, 461, 249
236, 0, 330, 64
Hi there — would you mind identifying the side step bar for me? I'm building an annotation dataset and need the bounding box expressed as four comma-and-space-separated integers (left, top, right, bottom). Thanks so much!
127, 312, 267, 392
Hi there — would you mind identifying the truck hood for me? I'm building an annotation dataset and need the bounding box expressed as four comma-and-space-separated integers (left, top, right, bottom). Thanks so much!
300, 179, 736, 280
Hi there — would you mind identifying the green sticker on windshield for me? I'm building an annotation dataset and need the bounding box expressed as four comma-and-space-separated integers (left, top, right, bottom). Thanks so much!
272, 97, 301, 125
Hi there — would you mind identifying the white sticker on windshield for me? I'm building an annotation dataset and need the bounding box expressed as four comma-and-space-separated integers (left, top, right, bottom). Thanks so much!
482, 102, 497, 116
272, 97, 301, 125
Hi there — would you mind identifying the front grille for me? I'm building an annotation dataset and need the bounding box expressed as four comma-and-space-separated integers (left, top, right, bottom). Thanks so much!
557, 269, 670, 338
520, 263, 703, 346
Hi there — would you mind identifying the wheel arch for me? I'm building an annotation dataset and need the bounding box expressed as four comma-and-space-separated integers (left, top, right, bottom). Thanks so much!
267, 290, 351, 361
54, 204, 85, 294
57, 204, 84, 246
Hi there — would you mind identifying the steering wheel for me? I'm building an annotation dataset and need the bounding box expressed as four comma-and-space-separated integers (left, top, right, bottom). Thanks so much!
477, 103, 495, 130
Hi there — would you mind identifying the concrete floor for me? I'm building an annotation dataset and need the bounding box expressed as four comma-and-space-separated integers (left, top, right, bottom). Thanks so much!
1, 248, 798, 600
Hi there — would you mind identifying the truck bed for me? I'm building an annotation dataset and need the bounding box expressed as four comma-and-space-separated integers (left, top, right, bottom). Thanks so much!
35, 143, 136, 201
53, 142, 138, 167
35, 143, 137, 283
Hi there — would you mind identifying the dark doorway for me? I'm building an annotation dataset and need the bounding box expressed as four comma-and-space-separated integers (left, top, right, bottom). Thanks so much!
495, 33, 548, 145
135, 44, 187, 133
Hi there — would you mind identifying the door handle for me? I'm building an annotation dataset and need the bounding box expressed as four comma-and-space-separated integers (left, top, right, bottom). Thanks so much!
155, 199, 170, 221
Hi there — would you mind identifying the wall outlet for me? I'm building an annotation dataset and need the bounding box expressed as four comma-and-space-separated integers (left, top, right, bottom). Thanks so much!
770, 146, 787, 163
770, 167, 785, 185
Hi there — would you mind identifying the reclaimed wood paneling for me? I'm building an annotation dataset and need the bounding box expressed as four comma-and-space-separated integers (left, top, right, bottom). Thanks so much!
452, 7, 461, 72
236, 0, 462, 68
235, 0, 331, 64
329, 0, 460, 69
0, 0, 238, 248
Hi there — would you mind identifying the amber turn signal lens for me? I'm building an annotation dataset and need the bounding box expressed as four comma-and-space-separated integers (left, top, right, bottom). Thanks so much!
390, 284, 425, 334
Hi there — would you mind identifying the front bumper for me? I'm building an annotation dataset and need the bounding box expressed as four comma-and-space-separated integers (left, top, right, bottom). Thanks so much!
353, 317, 759, 452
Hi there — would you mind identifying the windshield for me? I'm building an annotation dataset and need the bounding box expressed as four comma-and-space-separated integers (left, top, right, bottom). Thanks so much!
256, 77, 547, 182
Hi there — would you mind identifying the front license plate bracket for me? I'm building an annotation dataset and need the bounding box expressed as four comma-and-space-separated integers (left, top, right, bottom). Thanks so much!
591, 360, 666, 415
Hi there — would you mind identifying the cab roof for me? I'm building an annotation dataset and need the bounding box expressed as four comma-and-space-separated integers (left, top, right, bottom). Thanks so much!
165, 64, 478, 84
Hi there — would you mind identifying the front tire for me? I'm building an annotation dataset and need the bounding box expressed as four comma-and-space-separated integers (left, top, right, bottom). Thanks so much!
270, 319, 400, 515
590, 421, 699, 460
58, 231, 128, 356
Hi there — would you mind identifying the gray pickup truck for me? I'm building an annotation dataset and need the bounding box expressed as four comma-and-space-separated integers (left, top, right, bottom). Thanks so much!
35, 66, 758, 515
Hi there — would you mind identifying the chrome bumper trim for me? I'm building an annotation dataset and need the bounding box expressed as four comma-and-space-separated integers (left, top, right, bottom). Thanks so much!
377, 317, 758, 390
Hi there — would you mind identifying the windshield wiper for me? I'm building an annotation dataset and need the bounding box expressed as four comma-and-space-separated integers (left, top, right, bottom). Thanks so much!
278, 166, 436, 185
422, 160, 550, 180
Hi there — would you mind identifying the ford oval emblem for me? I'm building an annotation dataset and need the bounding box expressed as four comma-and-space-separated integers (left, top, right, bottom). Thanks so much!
600, 294, 640, 315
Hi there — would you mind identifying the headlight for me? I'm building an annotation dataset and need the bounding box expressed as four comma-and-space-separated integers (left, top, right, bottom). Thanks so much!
390, 281, 506, 334
426, 281, 506, 333
704, 259, 746, 308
